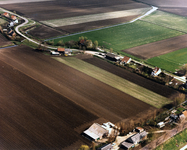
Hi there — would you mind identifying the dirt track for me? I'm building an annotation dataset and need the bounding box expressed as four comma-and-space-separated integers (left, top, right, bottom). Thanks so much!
123, 34, 187, 59
0, 45, 154, 149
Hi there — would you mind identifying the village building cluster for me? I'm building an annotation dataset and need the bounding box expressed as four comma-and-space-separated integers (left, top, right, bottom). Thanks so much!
0, 12, 18, 39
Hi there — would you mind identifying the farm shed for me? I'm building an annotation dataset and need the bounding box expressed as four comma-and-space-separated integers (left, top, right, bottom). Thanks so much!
106, 53, 120, 61
121, 131, 147, 149
83, 123, 108, 141
134, 127, 144, 133
2, 12, 10, 18
120, 56, 131, 65
157, 122, 165, 128
151, 67, 161, 76
97, 143, 113, 150
101, 122, 116, 135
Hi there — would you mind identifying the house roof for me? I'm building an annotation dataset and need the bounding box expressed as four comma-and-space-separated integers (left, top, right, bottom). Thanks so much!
11, 15, 17, 20
83, 123, 108, 140
98, 143, 113, 150
130, 133, 140, 143
121, 141, 134, 148
140, 131, 147, 139
135, 127, 144, 132
3, 12, 9, 18
153, 67, 160, 73
57, 48, 65, 52
121, 56, 131, 63
182, 110, 187, 117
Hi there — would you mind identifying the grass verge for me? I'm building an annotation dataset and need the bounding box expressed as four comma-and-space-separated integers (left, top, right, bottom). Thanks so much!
146, 48, 187, 72
155, 128, 187, 150
53, 57, 172, 108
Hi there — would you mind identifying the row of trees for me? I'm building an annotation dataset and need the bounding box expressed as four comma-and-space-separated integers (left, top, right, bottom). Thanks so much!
46, 36, 99, 50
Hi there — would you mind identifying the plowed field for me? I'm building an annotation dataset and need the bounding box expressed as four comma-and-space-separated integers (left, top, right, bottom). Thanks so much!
0, 34, 13, 47
0, 45, 154, 149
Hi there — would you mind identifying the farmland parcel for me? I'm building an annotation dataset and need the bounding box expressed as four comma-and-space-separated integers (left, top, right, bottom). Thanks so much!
54, 20, 183, 57
54, 57, 172, 108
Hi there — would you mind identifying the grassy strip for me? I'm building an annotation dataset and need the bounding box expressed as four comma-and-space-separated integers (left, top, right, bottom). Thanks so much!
146, 48, 187, 72
53, 20, 183, 54
53, 57, 172, 108
141, 10, 187, 33
155, 128, 187, 150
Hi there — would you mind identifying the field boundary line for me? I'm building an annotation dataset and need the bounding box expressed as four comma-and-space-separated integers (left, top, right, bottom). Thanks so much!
44, 6, 158, 41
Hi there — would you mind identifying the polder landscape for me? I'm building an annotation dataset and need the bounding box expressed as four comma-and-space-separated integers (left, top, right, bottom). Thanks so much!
1, 0, 187, 150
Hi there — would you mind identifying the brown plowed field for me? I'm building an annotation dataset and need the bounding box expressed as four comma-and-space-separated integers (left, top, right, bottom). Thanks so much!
123, 34, 187, 59
57, 15, 140, 34
137, 0, 187, 8
0, 45, 154, 149
0, 59, 97, 149
78, 55, 178, 99
138, 0, 187, 17
1, 0, 148, 21
0, 34, 13, 47
28, 25, 65, 39
1, 0, 149, 37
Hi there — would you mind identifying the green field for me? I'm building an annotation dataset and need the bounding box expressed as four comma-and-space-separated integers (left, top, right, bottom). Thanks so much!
54, 20, 183, 55
53, 57, 172, 108
141, 10, 187, 33
146, 48, 187, 72
155, 128, 187, 150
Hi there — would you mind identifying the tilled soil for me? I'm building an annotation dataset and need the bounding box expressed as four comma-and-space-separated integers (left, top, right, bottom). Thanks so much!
78, 55, 178, 99
123, 34, 187, 59
0, 45, 154, 149
0, 34, 13, 47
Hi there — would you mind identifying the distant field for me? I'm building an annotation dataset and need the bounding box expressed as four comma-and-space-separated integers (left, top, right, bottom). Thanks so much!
54, 20, 183, 54
146, 48, 187, 72
54, 57, 172, 108
141, 10, 187, 33
41, 8, 150, 27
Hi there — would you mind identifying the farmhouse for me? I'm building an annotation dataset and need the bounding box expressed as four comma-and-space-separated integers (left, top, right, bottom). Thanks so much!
2, 12, 10, 18
121, 128, 147, 150
57, 47, 71, 55
7, 28, 16, 37
151, 67, 161, 76
120, 56, 131, 65
11, 15, 17, 21
106, 53, 120, 61
97, 143, 113, 150
83, 123, 108, 141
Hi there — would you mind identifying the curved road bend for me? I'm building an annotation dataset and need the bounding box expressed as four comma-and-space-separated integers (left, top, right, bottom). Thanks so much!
0, 7, 57, 50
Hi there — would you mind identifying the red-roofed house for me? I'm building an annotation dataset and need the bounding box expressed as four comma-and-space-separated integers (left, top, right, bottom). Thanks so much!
120, 56, 131, 65
11, 15, 17, 20
151, 67, 161, 76
57, 47, 65, 52
2, 12, 10, 18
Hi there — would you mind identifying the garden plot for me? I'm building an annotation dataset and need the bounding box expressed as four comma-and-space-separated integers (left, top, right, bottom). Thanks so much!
41, 8, 150, 27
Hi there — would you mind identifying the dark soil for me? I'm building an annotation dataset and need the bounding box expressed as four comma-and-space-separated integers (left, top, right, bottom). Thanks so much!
28, 25, 66, 39
0, 33, 13, 47
57, 15, 140, 34
0, 45, 154, 149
